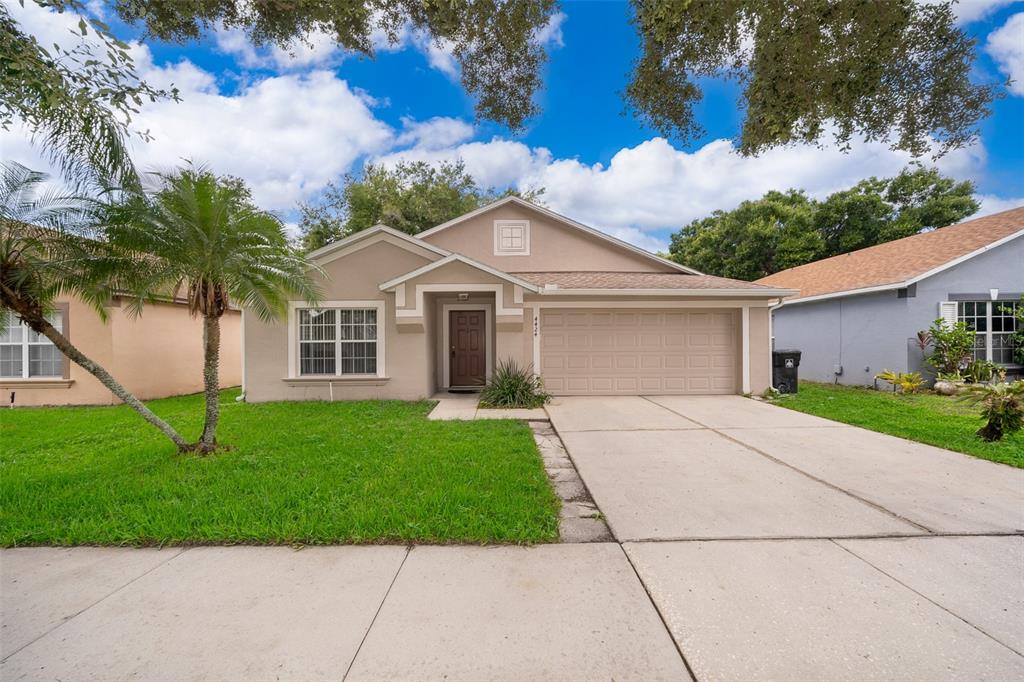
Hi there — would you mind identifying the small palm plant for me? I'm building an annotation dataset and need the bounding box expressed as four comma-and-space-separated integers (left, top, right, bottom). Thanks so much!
875, 369, 924, 394
106, 165, 321, 453
958, 381, 1024, 442
479, 358, 550, 409
0, 161, 191, 449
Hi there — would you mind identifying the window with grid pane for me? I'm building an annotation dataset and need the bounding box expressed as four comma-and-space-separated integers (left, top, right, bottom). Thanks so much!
958, 301, 1019, 365
493, 220, 529, 255
0, 313, 64, 378
992, 301, 1018, 365
298, 308, 378, 375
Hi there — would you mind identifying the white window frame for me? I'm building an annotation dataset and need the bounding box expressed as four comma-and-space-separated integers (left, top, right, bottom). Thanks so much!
0, 313, 64, 379
493, 219, 530, 256
956, 300, 1020, 366
287, 300, 386, 378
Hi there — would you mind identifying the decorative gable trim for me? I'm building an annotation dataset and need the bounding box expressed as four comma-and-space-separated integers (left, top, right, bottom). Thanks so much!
415, 196, 703, 275
307, 224, 450, 265
378, 254, 542, 293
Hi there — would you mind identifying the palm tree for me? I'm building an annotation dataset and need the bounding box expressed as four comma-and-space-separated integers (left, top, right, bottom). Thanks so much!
0, 161, 190, 449
107, 165, 321, 453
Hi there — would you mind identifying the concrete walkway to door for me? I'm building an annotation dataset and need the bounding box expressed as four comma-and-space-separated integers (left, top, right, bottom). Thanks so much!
546, 395, 1024, 679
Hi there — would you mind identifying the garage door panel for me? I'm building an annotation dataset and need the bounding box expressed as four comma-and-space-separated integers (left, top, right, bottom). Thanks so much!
541, 308, 738, 395
689, 377, 711, 391
542, 356, 565, 370
616, 377, 639, 392
664, 355, 685, 369
688, 355, 710, 369
640, 355, 662, 369
567, 356, 589, 370
542, 334, 566, 349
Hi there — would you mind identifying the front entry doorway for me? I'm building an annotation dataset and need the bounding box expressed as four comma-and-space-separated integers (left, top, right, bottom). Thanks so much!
449, 309, 487, 387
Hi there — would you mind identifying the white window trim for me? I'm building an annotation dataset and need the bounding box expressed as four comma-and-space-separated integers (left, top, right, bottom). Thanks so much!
441, 303, 493, 389
287, 300, 386, 379
956, 299, 1020, 366
493, 219, 530, 256
0, 314, 63, 379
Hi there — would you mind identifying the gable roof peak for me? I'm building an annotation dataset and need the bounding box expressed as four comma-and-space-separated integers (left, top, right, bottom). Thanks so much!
415, 196, 702, 275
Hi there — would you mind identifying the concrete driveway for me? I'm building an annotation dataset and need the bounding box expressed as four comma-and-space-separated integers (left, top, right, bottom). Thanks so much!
547, 395, 1024, 679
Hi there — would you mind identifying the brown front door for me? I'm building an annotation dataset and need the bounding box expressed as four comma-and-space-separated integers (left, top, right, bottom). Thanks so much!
449, 310, 486, 386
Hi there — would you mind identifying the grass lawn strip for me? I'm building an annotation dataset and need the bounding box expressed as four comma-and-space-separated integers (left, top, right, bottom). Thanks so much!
0, 390, 560, 546
772, 382, 1023, 468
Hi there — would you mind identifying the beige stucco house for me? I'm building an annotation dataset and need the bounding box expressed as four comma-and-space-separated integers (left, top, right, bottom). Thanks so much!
242, 198, 796, 401
1, 296, 241, 407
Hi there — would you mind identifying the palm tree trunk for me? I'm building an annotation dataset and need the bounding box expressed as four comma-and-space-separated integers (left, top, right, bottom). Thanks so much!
198, 312, 221, 452
34, 318, 192, 451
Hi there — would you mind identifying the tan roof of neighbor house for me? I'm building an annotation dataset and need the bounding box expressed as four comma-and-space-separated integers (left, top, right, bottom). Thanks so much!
756, 207, 1024, 301
512, 271, 786, 292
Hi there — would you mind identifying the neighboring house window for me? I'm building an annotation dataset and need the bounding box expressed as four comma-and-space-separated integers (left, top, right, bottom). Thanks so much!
0, 313, 64, 378
298, 307, 379, 375
957, 300, 1019, 365
493, 220, 530, 255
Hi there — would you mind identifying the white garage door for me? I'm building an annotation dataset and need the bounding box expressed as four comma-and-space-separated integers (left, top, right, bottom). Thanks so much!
540, 309, 738, 395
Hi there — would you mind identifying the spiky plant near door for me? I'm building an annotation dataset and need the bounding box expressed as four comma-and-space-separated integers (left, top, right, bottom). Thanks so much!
479, 358, 550, 409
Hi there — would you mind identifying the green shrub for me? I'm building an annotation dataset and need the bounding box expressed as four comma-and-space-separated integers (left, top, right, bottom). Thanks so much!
479, 359, 551, 409
959, 380, 1024, 442
924, 318, 976, 375
964, 359, 1004, 384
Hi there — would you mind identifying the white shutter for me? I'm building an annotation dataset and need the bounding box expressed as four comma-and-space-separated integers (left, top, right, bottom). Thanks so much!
938, 301, 958, 327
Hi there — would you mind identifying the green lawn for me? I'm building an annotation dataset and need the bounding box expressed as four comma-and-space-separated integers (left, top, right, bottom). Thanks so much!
772, 382, 1024, 468
0, 390, 560, 546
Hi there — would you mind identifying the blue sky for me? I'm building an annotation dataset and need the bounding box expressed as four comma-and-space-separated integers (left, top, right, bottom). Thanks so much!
4, 1, 1023, 252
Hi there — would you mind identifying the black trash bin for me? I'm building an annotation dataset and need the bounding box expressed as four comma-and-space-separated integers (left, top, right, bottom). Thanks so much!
772, 349, 802, 394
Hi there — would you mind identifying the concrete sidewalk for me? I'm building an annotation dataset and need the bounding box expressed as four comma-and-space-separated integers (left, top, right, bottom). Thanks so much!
1, 544, 686, 681
3, 537, 1021, 681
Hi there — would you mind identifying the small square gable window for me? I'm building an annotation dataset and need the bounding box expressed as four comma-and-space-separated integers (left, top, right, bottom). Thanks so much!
493, 220, 530, 256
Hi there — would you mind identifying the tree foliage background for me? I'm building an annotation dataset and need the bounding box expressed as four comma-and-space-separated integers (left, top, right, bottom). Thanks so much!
668, 168, 980, 280
297, 160, 544, 251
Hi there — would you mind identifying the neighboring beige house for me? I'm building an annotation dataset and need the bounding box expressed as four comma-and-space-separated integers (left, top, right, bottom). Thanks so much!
1, 295, 241, 407
243, 198, 795, 401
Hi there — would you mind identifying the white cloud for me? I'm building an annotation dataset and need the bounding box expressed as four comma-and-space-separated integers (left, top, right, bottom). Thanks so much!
987, 12, 1024, 95
3, 1, 393, 211
919, 0, 1017, 24
395, 117, 475, 150
374, 133, 988, 252
535, 12, 568, 48
213, 26, 346, 71
412, 33, 459, 78
975, 193, 1024, 215
123, 71, 394, 209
